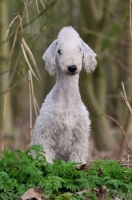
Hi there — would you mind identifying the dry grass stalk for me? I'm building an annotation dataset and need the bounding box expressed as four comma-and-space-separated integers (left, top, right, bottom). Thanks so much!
5, 0, 34, 86
35, 0, 40, 13
1, 0, 39, 151
9, 31, 18, 71
22, 38, 41, 79
7, 0, 32, 70
6, 15, 19, 40
118, 111, 132, 159
40, 0, 45, 9
101, 113, 132, 155
0, 51, 20, 95
30, 73, 39, 117
5, 7, 25, 87
35, 0, 45, 12
18, 14, 24, 32
1, 17, 21, 151
120, 82, 132, 114
29, 68, 40, 140
29, 70, 33, 139
127, 154, 130, 168
0, 59, 20, 149
117, 82, 132, 159
6, 51, 21, 90
21, 43, 36, 78
23, 0, 29, 27
6, 13, 23, 40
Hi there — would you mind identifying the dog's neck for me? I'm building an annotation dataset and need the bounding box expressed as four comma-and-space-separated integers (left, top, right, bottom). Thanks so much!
56, 68, 79, 91
51, 68, 81, 105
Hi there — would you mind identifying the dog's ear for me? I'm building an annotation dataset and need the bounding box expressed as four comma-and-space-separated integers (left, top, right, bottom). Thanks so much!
42, 39, 57, 75
81, 39, 97, 73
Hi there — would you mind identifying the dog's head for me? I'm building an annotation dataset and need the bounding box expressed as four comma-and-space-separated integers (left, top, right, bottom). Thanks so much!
43, 26, 97, 75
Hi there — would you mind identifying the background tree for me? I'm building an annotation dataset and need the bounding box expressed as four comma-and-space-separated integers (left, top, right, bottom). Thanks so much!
0, 0, 12, 137
78, 0, 118, 150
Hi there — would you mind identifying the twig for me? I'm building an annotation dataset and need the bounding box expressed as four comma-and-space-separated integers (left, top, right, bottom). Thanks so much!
121, 155, 132, 164
101, 113, 132, 155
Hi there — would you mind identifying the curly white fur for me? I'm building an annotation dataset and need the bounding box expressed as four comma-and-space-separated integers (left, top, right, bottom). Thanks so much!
30, 26, 97, 164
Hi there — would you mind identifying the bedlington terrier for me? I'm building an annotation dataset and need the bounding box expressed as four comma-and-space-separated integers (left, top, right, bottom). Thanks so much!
31, 26, 97, 164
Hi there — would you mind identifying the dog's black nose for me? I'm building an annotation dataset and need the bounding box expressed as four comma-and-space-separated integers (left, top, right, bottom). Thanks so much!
68, 65, 77, 73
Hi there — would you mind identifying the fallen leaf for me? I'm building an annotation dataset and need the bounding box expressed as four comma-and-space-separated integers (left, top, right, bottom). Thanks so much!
21, 187, 43, 200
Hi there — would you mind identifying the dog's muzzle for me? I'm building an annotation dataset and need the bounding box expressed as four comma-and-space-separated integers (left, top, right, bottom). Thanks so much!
68, 65, 77, 74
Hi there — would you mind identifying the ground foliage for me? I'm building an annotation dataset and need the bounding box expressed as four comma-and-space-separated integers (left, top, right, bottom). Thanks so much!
0, 145, 132, 200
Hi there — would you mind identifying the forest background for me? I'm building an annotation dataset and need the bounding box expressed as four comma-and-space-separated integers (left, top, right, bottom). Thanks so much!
0, 0, 132, 161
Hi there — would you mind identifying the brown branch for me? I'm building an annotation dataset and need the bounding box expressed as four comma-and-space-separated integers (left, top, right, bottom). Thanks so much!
104, 53, 132, 75
0, 82, 19, 95
118, 83, 132, 159
118, 109, 132, 159
101, 113, 132, 155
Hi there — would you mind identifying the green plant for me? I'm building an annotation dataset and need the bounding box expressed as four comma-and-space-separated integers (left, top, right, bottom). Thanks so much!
0, 145, 132, 200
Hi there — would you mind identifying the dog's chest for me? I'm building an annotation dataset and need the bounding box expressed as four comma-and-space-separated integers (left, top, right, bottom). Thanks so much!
48, 101, 87, 130
43, 86, 89, 129
51, 87, 82, 108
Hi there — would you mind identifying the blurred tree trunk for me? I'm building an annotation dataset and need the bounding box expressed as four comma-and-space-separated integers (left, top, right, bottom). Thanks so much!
79, 0, 117, 150
11, 1, 24, 121
0, 0, 12, 135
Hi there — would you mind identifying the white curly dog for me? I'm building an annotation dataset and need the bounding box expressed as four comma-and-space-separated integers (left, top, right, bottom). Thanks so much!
31, 26, 97, 164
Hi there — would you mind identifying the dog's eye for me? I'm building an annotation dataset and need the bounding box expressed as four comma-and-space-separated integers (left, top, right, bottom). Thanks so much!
58, 49, 61, 55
